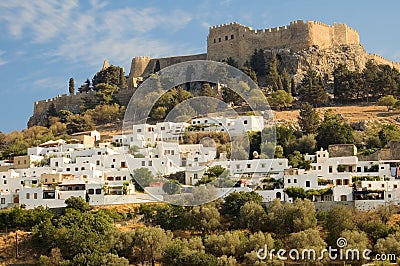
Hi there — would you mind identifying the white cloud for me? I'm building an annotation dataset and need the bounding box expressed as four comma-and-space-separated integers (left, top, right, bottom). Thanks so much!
0, 1, 193, 66
0, 50, 7, 66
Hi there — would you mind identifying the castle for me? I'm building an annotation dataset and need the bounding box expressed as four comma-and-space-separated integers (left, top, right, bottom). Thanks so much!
29, 20, 400, 126
128, 20, 360, 80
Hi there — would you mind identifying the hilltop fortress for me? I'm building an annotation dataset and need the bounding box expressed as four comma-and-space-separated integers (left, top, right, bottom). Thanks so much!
207, 20, 359, 66
29, 20, 400, 126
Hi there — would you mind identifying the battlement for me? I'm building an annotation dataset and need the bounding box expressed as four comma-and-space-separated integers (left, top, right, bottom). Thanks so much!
368, 53, 400, 71
209, 22, 252, 30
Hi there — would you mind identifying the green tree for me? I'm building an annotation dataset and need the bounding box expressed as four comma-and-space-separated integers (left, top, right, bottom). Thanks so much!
221, 87, 243, 106
224, 57, 238, 68
68, 77, 74, 95
375, 232, 400, 256
268, 89, 294, 110
132, 168, 155, 191
281, 68, 292, 93
221, 191, 263, 219
378, 124, 400, 146
65, 114, 94, 134
78, 78, 91, 93
298, 103, 320, 134
85, 104, 124, 125
200, 83, 217, 97
238, 201, 267, 232
204, 231, 245, 258
93, 83, 120, 105
186, 204, 220, 234
132, 226, 173, 265
154, 60, 161, 73
250, 49, 266, 76
316, 110, 354, 149
118, 67, 127, 88
296, 134, 317, 154
377, 95, 398, 111
92, 65, 125, 87
267, 199, 317, 234
325, 205, 355, 246
241, 66, 258, 83
299, 68, 328, 106
65, 197, 91, 212
162, 180, 181, 195
266, 54, 280, 90
286, 229, 326, 258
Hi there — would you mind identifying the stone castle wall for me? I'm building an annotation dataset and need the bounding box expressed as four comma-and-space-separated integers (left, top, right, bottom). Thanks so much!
128, 53, 207, 78
30, 88, 136, 126
207, 20, 360, 66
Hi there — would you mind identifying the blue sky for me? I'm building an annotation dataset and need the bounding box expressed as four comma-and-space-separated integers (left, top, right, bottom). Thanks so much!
0, 0, 399, 132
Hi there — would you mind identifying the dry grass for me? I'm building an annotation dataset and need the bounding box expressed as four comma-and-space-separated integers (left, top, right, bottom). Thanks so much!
274, 104, 400, 127
0, 230, 36, 266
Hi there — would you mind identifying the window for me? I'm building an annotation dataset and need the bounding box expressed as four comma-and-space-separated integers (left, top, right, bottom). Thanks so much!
225, 35, 228, 40
88, 189, 94, 194
55, 162, 59, 167
231, 34, 234, 39
294, 179, 297, 183
137, 129, 142, 133
247, 164, 251, 168
26, 193, 30, 200
243, 120, 248, 124
394, 184, 398, 189
262, 164, 266, 168
116, 176, 121, 181
288, 179, 291, 183
121, 162, 126, 168
66, 168, 70, 171
3, 180, 6, 185
194, 173, 198, 179
81, 167, 85, 171
236, 164, 240, 169
218, 37, 221, 42
194, 158, 198, 162
368, 184, 372, 188
96, 160, 100, 166
306, 181, 310, 187
142, 161, 146, 166
34, 193, 38, 199
161, 126, 165, 130
148, 161, 152, 166
329, 166, 333, 173
107, 176, 114, 181
111, 165, 114, 168
113, 159, 116, 162
96, 189, 102, 194
0, 198, 5, 204
357, 167, 361, 172
382, 184, 385, 188
388, 194, 392, 198
123, 176, 126, 180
